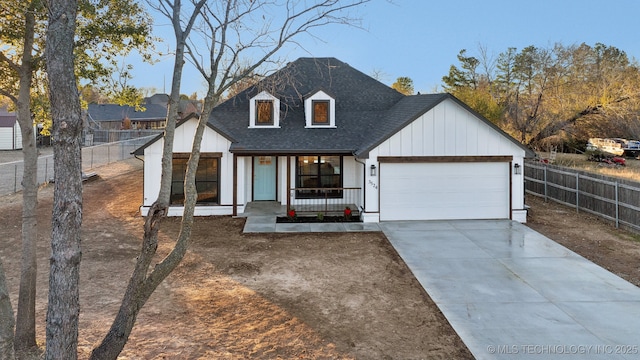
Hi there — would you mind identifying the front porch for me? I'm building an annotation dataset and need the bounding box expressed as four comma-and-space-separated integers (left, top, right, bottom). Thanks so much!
232, 154, 365, 218
240, 200, 379, 233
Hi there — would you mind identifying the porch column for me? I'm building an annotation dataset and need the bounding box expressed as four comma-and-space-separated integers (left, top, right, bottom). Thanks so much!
232, 153, 237, 216
286, 155, 291, 211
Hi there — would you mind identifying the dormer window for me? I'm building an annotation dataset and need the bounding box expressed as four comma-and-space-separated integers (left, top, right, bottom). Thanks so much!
249, 91, 280, 128
305, 89, 335, 128
312, 100, 329, 125
256, 100, 274, 125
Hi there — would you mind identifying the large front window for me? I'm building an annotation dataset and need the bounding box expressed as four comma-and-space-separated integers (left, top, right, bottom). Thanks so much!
296, 155, 342, 198
171, 154, 219, 205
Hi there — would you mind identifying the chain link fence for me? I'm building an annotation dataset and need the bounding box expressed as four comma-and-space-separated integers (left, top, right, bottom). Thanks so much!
0, 135, 155, 196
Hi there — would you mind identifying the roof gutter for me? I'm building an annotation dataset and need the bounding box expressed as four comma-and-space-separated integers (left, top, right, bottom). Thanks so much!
230, 149, 355, 156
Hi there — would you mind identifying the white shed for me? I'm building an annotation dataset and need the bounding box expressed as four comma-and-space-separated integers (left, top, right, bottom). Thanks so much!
0, 112, 22, 150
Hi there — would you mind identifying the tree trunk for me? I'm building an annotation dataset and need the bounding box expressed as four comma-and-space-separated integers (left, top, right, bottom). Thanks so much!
89, 3, 204, 358
91, 99, 211, 360
527, 104, 602, 146
91, 36, 191, 360
0, 259, 15, 360
14, 1, 39, 352
45, 0, 83, 359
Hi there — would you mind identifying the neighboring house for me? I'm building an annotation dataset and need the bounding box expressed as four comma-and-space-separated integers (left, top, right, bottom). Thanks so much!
0, 108, 22, 150
146, 93, 203, 117
134, 57, 534, 223
86, 95, 202, 130
87, 102, 169, 130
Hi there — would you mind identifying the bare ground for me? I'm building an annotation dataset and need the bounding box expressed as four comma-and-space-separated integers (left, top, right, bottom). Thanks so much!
0, 159, 472, 359
1, 158, 639, 359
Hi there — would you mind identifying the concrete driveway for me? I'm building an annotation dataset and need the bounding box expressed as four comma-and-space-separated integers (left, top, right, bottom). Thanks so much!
380, 220, 640, 360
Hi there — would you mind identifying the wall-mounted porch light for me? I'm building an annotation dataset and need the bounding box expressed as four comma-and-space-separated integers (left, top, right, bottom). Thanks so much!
513, 163, 521, 175
370, 164, 377, 176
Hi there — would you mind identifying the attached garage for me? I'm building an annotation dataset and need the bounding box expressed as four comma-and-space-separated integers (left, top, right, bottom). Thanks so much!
357, 94, 533, 224
379, 157, 512, 221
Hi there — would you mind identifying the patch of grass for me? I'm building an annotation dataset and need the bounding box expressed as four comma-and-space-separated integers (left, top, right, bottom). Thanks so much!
539, 152, 640, 182
616, 230, 640, 244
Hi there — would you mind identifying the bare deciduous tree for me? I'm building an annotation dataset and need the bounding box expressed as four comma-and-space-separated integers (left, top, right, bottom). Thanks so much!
446, 43, 640, 148
90, 1, 205, 357
90, 1, 370, 359
0, 2, 43, 353
0, 1, 153, 356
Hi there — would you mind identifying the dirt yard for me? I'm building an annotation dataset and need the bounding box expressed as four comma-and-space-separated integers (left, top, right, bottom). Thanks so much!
1, 158, 639, 359
0, 159, 472, 359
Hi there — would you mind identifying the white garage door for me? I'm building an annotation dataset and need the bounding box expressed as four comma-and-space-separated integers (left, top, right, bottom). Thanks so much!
380, 162, 510, 221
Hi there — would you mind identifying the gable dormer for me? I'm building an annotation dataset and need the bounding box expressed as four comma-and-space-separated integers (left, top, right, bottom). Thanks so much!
249, 91, 280, 128
304, 89, 336, 128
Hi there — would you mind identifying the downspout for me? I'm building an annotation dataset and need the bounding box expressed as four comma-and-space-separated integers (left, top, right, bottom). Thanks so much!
133, 154, 145, 215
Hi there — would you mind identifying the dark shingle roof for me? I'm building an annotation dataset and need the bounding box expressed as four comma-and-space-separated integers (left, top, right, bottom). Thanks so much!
0, 115, 17, 128
209, 57, 405, 154
134, 57, 532, 157
87, 103, 167, 122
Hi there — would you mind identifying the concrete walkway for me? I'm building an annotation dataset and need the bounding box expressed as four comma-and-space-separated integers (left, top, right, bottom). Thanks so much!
379, 220, 640, 360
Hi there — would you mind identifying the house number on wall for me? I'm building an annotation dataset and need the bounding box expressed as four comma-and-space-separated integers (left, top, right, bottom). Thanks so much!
368, 180, 378, 189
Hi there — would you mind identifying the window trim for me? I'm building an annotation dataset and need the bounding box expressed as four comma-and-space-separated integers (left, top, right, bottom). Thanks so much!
170, 153, 221, 206
304, 90, 336, 128
249, 91, 280, 128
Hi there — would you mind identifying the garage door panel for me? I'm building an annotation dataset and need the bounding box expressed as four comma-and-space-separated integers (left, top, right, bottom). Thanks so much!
380, 162, 509, 221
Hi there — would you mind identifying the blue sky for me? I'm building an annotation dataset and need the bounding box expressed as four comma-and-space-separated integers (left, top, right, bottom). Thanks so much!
128, 0, 640, 97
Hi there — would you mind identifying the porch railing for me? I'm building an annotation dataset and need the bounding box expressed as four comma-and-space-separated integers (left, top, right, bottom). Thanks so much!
288, 187, 361, 215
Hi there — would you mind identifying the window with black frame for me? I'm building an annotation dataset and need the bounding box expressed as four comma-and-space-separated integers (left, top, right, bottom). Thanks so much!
295, 155, 342, 198
171, 155, 219, 205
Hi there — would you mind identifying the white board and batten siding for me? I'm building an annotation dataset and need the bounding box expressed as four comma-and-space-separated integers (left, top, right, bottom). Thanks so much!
141, 118, 245, 216
365, 98, 527, 222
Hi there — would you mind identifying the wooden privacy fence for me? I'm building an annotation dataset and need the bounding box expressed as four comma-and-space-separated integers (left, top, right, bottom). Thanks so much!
524, 161, 640, 232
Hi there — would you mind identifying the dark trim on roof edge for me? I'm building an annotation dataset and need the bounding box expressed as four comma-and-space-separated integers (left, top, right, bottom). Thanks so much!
303, 86, 336, 99
444, 94, 535, 158
230, 149, 354, 156
378, 155, 513, 163
131, 113, 235, 156
354, 93, 448, 158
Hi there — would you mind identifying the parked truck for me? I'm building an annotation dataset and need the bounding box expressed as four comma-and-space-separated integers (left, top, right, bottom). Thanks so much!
586, 138, 640, 158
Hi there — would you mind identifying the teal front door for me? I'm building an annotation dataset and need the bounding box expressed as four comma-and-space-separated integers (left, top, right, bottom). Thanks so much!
253, 156, 276, 200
